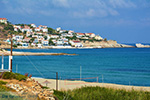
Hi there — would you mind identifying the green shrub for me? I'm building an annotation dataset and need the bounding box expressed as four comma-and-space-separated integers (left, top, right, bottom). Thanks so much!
54, 86, 150, 100
2, 72, 16, 79
2, 72, 27, 81
0, 81, 7, 85
42, 86, 49, 89
54, 90, 73, 100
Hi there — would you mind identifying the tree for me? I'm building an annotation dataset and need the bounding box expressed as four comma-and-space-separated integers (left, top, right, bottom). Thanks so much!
18, 29, 22, 33
48, 28, 55, 34
4, 24, 14, 31
104, 38, 107, 41
72, 35, 77, 40
44, 36, 47, 40
48, 39, 55, 45
23, 31, 27, 35
13, 44, 17, 48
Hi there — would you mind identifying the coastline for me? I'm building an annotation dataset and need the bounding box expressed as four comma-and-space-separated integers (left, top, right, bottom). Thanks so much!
33, 78, 150, 92
0, 51, 76, 56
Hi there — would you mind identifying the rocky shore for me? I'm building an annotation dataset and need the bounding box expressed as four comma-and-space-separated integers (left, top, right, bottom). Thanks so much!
81, 40, 134, 48
2, 78, 56, 100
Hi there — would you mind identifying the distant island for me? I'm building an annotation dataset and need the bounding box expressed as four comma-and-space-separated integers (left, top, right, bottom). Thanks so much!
0, 18, 134, 49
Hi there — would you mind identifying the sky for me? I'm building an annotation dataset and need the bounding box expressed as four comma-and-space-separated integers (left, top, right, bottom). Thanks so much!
0, 0, 150, 43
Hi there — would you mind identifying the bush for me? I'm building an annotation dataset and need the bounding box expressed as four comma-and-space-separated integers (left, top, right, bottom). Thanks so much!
2, 72, 27, 81
13, 44, 17, 48
54, 86, 150, 100
0, 81, 7, 85
2, 72, 16, 79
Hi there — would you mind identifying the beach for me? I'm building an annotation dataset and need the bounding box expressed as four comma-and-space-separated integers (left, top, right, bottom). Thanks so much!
33, 78, 150, 92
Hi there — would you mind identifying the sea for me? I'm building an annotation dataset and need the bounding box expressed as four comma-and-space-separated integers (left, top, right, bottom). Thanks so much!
1, 47, 150, 86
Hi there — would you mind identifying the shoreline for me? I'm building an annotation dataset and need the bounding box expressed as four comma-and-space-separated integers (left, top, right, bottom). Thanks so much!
1, 45, 135, 49
3, 47, 137, 50
33, 78, 150, 92
0, 51, 77, 56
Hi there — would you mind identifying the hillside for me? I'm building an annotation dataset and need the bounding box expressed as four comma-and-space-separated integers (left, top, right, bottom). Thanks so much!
0, 21, 134, 49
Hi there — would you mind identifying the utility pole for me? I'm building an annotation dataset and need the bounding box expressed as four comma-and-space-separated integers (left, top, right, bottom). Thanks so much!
10, 33, 13, 72
9, 33, 13, 72
1, 55, 4, 69
56, 72, 58, 90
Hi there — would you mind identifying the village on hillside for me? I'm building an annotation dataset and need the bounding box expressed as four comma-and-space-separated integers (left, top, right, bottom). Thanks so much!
0, 18, 134, 48
0, 18, 105, 48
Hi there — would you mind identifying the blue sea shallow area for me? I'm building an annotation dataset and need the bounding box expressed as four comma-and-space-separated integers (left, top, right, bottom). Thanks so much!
2, 48, 150, 86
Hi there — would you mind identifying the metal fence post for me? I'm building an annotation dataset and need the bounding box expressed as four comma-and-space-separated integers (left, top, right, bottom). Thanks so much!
56, 72, 58, 90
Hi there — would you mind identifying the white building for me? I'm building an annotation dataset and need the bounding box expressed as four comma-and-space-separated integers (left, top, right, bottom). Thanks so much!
34, 27, 41, 32
95, 35, 103, 40
42, 28, 48, 33
50, 35, 59, 39
31, 24, 36, 28
42, 40, 49, 46
69, 40, 83, 47
85, 33, 95, 38
56, 27, 61, 31
0, 18, 7, 24
21, 43, 29, 47
21, 28, 32, 32
13, 35, 23, 41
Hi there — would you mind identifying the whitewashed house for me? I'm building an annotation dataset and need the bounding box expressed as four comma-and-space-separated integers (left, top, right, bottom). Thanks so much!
76, 33, 85, 37
56, 39, 64, 46
13, 35, 23, 41
42, 28, 48, 33
85, 33, 95, 38
69, 40, 83, 47
31, 24, 36, 28
56, 27, 61, 31
95, 35, 103, 40
21, 43, 29, 47
42, 40, 49, 46
0, 18, 7, 24
34, 27, 41, 32
23, 37, 31, 43
37, 44, 42, 48
50, 35, 59, 39
68, 30, 74, 34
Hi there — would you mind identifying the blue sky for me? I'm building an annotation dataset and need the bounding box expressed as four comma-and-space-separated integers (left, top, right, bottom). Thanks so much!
0, 0, 150, 43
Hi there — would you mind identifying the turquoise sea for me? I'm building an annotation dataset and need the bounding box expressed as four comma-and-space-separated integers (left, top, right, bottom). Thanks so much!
1, 48, 150, 86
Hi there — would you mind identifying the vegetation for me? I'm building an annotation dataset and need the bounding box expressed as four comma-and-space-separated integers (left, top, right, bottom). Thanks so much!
104, 38, 107, 41
66, 36, 77, 40
3, 23, 14, 31
2, 72, 27, 81
0, 80, 25, 100
13, 44, 17, 48
54, 86, 150, 100
48, 27, 56, 34
0, 80, 9, 92
49, 39, 55, 45
41, 86, 49, 89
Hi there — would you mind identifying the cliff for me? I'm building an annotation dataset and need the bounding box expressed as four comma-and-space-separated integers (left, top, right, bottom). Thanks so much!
81, 40, 134, 48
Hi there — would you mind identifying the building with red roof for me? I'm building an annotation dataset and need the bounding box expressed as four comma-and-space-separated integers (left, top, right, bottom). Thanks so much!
0, 18, 7, 24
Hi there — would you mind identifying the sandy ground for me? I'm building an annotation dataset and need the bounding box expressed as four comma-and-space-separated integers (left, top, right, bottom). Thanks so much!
0, 51, 76, 56
33, 78, 150, 92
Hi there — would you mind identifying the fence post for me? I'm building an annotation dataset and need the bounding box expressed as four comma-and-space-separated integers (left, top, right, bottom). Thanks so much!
56, 72, 58, 90
102, 74, 104, 83
97, 77, 99, 83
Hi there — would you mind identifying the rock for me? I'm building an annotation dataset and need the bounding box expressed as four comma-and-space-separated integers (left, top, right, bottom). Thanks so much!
6, 80, 55, 100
